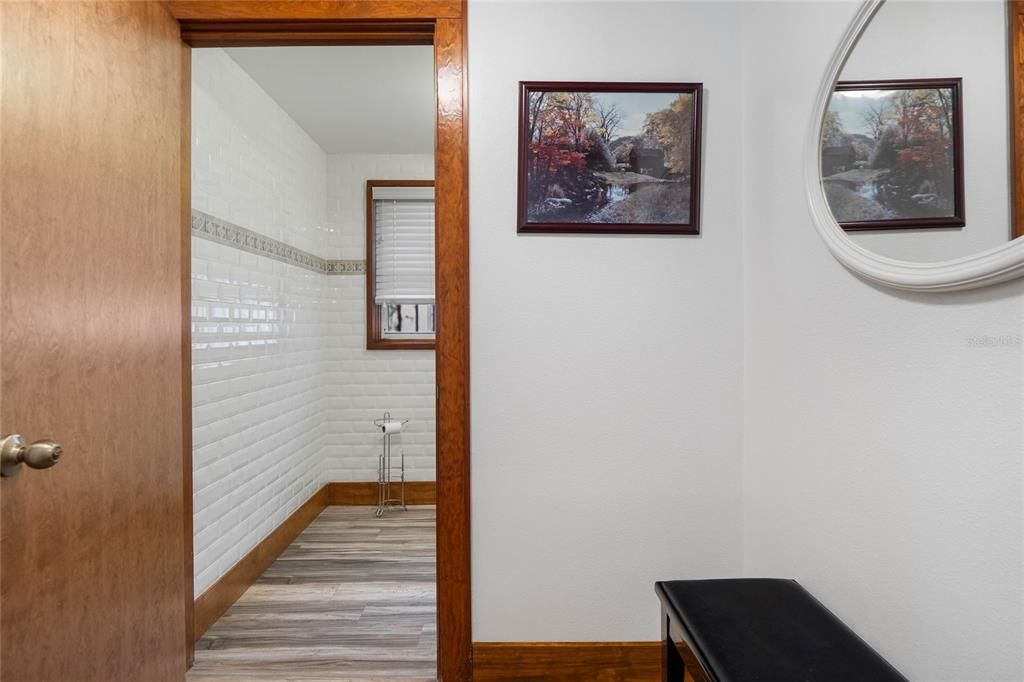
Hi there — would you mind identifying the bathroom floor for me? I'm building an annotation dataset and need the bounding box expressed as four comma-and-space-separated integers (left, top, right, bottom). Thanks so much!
188, 506, 437, 681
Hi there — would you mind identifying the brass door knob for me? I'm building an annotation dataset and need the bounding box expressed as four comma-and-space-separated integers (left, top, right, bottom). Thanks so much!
1, 434, 62, 478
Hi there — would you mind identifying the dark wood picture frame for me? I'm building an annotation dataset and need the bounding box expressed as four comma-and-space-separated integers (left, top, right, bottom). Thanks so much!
825, 77, 965, 232
517, 80, 703, 235
167, 2, 472, 680
366, 179, 437, 351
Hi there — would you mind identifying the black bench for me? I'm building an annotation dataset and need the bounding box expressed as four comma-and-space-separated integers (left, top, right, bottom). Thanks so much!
655, 579, 907, 682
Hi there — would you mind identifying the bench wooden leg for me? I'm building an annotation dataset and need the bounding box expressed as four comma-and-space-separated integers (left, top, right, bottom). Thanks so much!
662, 606, 686, 682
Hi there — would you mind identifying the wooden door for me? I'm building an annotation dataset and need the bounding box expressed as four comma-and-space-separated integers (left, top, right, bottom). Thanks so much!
0, 2, 189, 680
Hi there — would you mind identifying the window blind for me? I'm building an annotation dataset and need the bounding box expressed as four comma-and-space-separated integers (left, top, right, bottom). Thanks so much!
372, 185, 435, 305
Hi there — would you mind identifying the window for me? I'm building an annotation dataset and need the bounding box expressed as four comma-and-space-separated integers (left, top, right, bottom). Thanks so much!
366, 180, 435, 349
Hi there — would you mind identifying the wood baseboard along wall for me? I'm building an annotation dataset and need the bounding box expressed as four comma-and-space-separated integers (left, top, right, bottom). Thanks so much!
472, 642, 662, 682
192, 481, 437, 641
327, 480, 437, 505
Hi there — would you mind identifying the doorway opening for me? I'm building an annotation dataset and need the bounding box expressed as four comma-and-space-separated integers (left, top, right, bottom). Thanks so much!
186, 43, 439, 680
167, 6, 471, 681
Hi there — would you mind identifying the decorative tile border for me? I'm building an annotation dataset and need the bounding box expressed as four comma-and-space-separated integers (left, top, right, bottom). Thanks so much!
191, 210, 365, 276
328, 259, 365, 275
324, 259, 365, 275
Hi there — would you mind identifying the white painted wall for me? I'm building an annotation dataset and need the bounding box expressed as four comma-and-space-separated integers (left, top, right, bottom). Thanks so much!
740, 2, 1023, 680
469, 0, 746, 642
469, 1, 1022, 678
323, 153, 437, 482
841, 0, 1011, 262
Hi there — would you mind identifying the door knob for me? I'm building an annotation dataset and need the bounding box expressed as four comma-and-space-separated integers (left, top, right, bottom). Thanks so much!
1, 434, 62, 478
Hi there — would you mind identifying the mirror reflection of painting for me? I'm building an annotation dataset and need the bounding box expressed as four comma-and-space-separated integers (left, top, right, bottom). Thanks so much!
518, 82, 702, 234
822, 79, 964, 230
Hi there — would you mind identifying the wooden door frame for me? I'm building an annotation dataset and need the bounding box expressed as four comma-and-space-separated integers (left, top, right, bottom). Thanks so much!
164, 2, 471, 680
1010, 0, 1024, 238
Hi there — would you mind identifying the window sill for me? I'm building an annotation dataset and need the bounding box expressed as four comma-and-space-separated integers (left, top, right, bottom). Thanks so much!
367, 338, 436, 351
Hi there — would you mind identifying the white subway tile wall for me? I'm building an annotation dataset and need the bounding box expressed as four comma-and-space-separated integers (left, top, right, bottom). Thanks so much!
192, 49, 329, 255
192, 240, 336, 594
323, 154, 436, 483
191, 49, 436, 595
191, 48, 331, 595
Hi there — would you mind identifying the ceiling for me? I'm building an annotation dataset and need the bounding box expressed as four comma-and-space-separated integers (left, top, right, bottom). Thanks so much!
224, 46, 434, 154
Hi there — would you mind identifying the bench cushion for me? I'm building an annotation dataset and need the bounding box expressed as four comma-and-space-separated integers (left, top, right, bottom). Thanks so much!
656, 578, 906, 682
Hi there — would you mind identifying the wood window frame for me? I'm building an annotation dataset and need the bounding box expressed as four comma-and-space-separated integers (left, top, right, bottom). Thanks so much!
366, 179, 437, 350
166, 3, 472, 680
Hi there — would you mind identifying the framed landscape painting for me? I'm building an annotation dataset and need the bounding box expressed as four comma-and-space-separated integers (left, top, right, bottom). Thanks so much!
821, 78, 964, 231
517, 81, 703, 235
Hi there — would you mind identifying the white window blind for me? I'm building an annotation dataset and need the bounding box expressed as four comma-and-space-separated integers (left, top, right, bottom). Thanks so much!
372, 185, 435, 305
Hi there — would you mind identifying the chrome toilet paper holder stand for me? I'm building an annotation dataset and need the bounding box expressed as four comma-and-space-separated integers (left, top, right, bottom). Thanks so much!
373, 411, 409, 517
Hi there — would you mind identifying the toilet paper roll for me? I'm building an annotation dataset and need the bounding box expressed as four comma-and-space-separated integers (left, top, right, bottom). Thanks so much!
381, 420, 403, 435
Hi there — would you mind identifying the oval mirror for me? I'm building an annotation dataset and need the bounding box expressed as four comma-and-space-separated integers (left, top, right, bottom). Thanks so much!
806, 0, 1024, 291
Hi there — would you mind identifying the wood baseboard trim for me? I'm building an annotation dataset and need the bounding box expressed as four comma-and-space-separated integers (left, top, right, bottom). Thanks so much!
193, 484, 329, 641
327, 480, 436, 505
472, 642, 662, 681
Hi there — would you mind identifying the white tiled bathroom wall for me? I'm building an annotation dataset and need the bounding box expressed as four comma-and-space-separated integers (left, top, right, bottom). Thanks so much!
192, 244, 335, 594
191, 48, 332, 595
192, 49, 329, 254
190, 50, 436, 594
323, 154, 437, 482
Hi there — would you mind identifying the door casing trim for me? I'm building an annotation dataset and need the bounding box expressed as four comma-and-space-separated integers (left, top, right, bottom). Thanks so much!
166, 3, 471, 679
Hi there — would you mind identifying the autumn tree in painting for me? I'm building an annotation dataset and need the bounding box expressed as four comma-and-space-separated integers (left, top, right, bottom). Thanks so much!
874, 89, 956, 214
822, 110, 847, 146
642, 93, 694, 176
525, 91, 600, 211
860, 98, 890, 141
593, 100, 623, 144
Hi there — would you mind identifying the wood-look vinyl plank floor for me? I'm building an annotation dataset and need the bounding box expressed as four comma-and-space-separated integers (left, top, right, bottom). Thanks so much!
188, 506, 437, 681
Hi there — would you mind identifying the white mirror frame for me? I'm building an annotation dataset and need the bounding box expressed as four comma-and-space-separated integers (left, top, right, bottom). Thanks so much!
805, 0, 1024, 291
